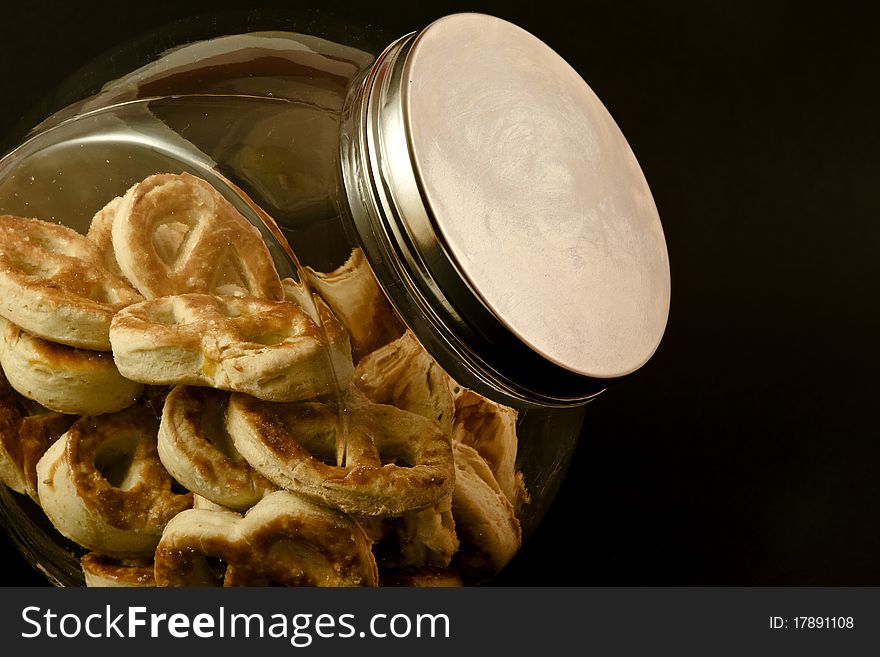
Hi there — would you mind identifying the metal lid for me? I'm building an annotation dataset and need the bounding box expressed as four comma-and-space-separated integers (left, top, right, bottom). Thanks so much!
343, 12, 670, 407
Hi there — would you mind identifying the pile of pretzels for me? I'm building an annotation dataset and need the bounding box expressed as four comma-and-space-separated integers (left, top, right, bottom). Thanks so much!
0, 172, 528, 586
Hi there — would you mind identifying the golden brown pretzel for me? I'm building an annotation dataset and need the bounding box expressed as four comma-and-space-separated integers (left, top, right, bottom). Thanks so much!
111, 172, 283, 299
157, 385, 275, 511
0, 316, 143, 416
227, 392, 455, 517
36, 403, 193, 555
153, 490, 378, 587
0, 215, 142, 350
110, 293, 353, 402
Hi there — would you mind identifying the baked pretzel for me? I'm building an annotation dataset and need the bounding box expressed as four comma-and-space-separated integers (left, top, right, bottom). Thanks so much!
0, 215, 142, 350
153, 490, 378, 587
158, 385, 275, 511
449, 441, 521, 583
227, 392, 454, 517
0, 367, 75, 501
305, 248, 404, 361
111, 172, 283, 299
354, 330, 455, 435
451, 387, 529, 510
0, 316, 143, 415
81, 553, 156, 587
36, 403, 193, 555
109, 293, 354, 402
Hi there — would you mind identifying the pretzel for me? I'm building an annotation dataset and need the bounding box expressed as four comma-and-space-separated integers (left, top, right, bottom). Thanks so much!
109, 293, 354, 402
305, 248, 404, 361
354, 330, 455, 435
157, 385, 275, 511
153, 490, 378, 587
0, 317, 143, 416
449, 441, 521, 583
36, 403, 193, 556
227, 392, 454, 517
81, 553, 155, 587
0, 215, 142, 350
111, 172, 283, 299
451, 387, 529, 511
0, 367, 76, 501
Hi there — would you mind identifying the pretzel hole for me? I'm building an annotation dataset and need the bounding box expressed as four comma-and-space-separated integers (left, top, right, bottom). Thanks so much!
205, 555, 229, 585
87, 283, 117, 304
94, 433, 140, 489
211, 253, 250, 296
378, 443, 417, 468
296, 431, 340, 467
169, 478, 189, 495
152, 221, 190, 269
27, 233, 69, 256
199, 400, 238, 459
13, 256, 57, 279
176, 553, 229, 586
149, 304, 178, 325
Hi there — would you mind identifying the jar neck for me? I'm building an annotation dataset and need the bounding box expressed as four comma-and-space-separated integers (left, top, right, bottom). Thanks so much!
339, 33, 603, 410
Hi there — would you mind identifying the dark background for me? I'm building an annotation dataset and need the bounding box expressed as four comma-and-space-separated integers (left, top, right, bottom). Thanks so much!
1, 0, 878, 586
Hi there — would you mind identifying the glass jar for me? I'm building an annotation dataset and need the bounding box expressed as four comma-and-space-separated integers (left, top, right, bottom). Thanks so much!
0, 12, 670, 586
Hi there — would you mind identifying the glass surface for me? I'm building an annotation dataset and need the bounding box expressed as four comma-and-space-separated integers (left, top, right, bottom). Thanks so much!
0, 28, 588, 586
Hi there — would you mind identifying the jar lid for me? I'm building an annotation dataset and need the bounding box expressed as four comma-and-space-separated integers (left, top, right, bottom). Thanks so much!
343, 12, 671, 407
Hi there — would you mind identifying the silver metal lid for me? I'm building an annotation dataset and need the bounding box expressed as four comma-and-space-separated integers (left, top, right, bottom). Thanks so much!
342, 13, 671, 407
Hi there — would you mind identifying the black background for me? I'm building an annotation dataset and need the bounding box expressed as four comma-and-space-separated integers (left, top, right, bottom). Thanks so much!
1, 0, 878, 586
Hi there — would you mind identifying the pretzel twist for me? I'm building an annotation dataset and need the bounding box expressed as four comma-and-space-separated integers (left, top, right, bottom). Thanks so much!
0, 316, 142, 415
36, 404, 193, 555
111, 172, 283, 299
154, 490, 378, 587
110, 293, 353, 402
227, 393, 454, 517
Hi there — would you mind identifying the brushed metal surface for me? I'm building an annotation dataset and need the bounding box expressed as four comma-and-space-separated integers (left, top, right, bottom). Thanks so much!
403, 13, 670, 379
